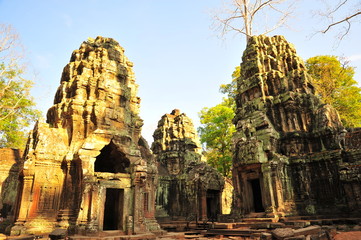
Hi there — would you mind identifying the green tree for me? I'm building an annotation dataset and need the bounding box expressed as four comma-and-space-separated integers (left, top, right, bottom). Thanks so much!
220, 66, 240, 100
306, 55, 361, 128
198, 98, 235, 177
0, 24, 40, 148
198, 67, 239, 177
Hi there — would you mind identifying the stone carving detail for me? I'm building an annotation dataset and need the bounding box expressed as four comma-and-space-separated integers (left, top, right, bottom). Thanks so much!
11, 36, 159, 235
232, 35, 360, 217
152, 109, 225, 221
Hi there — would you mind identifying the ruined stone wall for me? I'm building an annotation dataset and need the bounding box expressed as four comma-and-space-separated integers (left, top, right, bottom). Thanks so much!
339, 129, 361, 212
11, 37, 159, 235
232, 35, 354, 218
0, 149, 23, 232
152, 109, 224, 221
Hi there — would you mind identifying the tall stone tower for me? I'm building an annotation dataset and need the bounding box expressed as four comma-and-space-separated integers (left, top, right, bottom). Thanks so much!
11, 37, 159, 235
152, 109, 224, 221
232, 35, 350, 218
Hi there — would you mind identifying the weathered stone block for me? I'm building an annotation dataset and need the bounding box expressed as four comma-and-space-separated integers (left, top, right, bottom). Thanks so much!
49, 229, 67, 240
260, 232, 272, 240
293, 225, 321, 236
284, 236, 305, 240
272, 228, 294, 239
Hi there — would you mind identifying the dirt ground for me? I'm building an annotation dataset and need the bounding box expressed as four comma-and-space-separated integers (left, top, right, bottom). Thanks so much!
334, 231, 361, 240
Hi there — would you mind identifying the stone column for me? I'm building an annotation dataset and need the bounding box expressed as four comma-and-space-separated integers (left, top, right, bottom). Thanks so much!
88, 184, 99, 232
200, 189, 207, 221
11, 173, 34, 235
270, 161, 285, 217
57, 160, 73, 228
133, 170, 146, 233
261, 164, 276, 217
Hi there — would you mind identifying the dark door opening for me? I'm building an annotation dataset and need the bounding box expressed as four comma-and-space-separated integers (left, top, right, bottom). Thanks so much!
206, 190, 220, 222
103, 188, 124, 230
250, 179, 264, 212
95, 142, 130, 173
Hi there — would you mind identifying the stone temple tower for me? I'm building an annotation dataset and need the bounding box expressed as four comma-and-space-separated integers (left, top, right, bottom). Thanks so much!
11, 37, 159, 235
232, 35, 357, 218
152, 109, 224, 222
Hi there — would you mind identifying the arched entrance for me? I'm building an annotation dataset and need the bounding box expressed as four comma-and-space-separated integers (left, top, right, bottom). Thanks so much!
94, 141, 130, 231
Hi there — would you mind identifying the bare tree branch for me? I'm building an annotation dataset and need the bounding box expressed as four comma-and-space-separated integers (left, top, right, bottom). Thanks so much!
322, 11, 361, 34
211, 0, 296, 42
318, 0, 361, 41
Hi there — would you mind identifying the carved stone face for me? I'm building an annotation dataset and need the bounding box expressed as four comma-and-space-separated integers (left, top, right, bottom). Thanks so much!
167, 158, 180, 175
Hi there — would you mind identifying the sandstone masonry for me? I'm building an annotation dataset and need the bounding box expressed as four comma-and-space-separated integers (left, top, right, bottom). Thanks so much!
232, 35, 361, 218
11, 37, 159, 235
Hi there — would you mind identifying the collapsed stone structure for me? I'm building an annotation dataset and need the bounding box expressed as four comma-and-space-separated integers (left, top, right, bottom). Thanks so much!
11, 37, 159, 235
232, 35, 361, 218
152, 109, 224, 221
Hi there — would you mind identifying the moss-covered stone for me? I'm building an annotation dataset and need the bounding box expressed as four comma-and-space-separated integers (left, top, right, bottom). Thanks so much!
232, 35, 359, 218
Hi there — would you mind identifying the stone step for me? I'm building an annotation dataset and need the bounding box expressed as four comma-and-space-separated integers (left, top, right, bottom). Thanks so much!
205, 228, 265, 237
184, 234, 202, 239
157, 232, 185, 239
184, 231, 203, 236
69, 233, 157, 240
281, 217, 361, 227
7, 235, 46, 240
242, 217, 275, 223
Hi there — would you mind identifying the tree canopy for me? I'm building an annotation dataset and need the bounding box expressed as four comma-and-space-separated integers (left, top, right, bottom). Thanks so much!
198, 98, 235, 177
306, 55, 361, 128
0, 24, 40, 148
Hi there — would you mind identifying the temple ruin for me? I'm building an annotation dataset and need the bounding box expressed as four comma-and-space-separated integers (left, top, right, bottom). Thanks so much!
10, 36, 160, 235
0, 34, 360, 239
232, 35, 361, 218
152, 109, 224, 222
0, 148, 23, 232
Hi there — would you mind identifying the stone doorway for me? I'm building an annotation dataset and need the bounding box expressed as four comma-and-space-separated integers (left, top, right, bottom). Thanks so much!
206, 190, 220, 221
103, 188, 124, 230
249, 179, 264, 212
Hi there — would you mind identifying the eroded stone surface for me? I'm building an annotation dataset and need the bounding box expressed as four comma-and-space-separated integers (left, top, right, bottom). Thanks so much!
11, 36, 159, 235
232, 35, 360, 217
152, 109, 225, 221
0, 148, 23, 231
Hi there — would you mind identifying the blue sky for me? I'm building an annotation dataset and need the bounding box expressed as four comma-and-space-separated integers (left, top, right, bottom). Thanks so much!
1, 0, 360, 143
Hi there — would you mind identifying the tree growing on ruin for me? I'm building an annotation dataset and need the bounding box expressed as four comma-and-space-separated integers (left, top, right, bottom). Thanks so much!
0, 24, 40, 148
211, 0, 295, 41
306, 55, 361, 128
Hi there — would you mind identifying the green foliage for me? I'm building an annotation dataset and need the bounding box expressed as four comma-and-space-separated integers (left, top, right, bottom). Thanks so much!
306, 55, 361, 128
219, 66, 240, 101
198, 67, 240, 177
0, 24, 41, 149
198, 98, 235, 177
